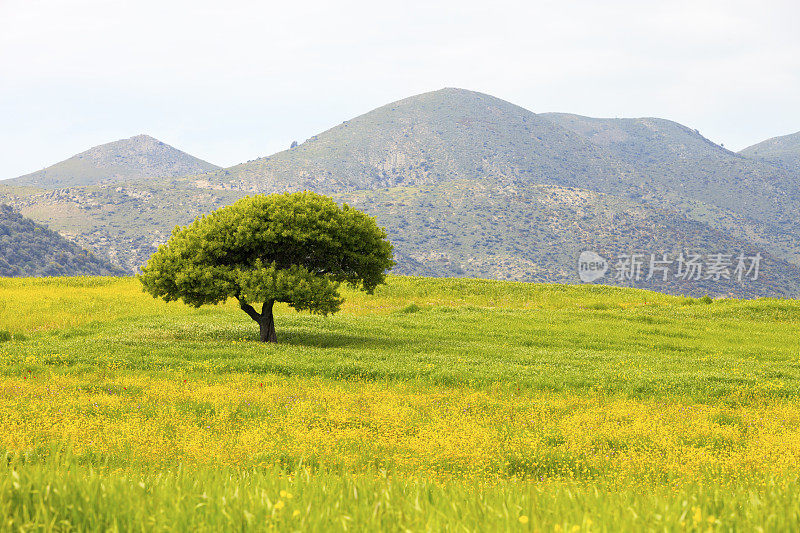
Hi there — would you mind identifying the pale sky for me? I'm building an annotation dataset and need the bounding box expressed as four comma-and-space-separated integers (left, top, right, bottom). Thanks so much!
1, 0, 799, 179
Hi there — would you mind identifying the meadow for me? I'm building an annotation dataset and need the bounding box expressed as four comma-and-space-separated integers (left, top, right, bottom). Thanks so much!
1, 276, 800, 531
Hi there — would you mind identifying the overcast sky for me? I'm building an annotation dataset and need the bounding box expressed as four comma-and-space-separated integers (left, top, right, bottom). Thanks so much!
1, 0, 799, 179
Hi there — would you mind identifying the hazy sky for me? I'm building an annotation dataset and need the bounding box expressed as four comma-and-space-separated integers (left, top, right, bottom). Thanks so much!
1, 0, 799, 179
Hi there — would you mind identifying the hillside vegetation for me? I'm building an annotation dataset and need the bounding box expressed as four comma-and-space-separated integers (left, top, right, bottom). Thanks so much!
0, 205, 126, 277
0, 182, 245, 272
5, 178, 797, 297
740, 130, 800, 174
543, 113, 800, 264
198, 88, 611, 193
2, 276, 800, 530
343, 181, 800, 297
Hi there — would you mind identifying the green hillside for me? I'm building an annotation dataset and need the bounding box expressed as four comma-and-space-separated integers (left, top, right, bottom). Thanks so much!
344, 180, 800, 297
740, 130, 800, 174
0, 182, 244, 273
0, 204, 126, 277
6, 134, 219, 188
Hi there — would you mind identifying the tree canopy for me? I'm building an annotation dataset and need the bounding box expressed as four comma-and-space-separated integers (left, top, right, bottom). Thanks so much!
139, 192, 394, 341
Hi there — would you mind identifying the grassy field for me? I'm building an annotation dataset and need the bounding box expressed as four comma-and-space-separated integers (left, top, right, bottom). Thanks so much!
1, 276, 800, 531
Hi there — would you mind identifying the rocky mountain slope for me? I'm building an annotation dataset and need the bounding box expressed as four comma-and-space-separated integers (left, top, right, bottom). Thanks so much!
2, 178, 796, 297
194, 88, 613, 193
740, 130, 800, 174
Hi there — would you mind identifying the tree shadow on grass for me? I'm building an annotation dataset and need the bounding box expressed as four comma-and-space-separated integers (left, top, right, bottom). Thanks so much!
274, 329, 407, 350
127, 315, 409, 350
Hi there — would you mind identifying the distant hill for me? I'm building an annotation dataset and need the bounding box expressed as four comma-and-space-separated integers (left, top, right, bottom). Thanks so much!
0, 182, 245, 273
6, 135, 219, 189
0, 204, 127, 277
740, 131, 800, 174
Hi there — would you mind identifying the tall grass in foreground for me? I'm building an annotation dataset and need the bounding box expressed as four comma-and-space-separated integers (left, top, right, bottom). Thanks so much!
3, 451, 800, 532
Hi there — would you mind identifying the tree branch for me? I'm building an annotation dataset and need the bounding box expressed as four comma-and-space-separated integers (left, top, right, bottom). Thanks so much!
238, 299, 261, 322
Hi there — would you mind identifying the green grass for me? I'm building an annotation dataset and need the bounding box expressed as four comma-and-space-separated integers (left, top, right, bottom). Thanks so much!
1, 276, 800, 531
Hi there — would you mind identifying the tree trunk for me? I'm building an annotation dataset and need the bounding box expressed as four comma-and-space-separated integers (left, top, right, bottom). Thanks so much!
259, 300, 277, 343
239, 298, 277, 343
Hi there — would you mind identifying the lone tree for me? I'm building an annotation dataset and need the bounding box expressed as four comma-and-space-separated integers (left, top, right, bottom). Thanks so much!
139, 192, 394, 342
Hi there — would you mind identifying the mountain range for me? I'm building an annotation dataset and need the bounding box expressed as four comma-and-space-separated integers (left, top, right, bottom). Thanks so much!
1, 88, 799, 297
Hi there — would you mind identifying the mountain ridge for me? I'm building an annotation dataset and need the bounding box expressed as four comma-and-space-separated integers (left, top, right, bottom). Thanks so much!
193, 88, 614, 193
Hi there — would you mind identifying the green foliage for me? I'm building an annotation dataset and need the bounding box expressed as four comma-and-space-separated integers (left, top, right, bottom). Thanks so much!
139, 192, 394, 317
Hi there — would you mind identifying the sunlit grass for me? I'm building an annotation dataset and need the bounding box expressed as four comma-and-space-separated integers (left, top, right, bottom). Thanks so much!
3, 373, 800, 483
